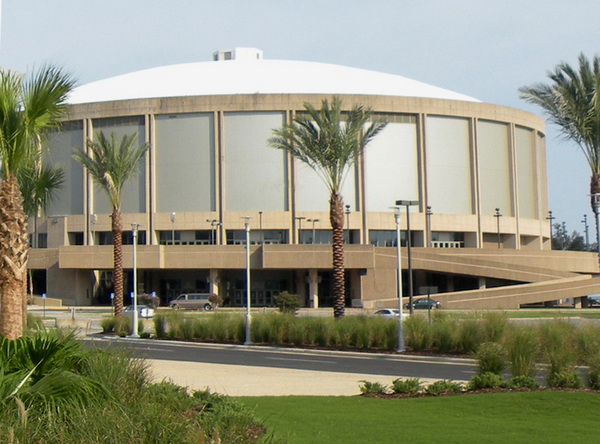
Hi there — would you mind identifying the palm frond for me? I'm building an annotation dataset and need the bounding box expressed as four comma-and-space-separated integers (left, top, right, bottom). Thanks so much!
519, 53, 600, 177
18, 163, 64, 217
269, 96, 387, 195
73, 131, 148, 211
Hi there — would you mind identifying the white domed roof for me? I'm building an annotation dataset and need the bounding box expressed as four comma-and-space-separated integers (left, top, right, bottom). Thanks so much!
68, 55, 479, 105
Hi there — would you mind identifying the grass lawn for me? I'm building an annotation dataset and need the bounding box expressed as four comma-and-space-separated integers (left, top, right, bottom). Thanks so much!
240, 391, 600, 443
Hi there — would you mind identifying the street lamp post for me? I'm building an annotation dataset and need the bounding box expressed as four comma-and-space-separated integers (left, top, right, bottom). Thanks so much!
393, 207, 405, 353
546, 210, 555, 248
206, 219, 219, 245
170, 212, 176, 245
295, 216, 306, 244
242, 216, 252, 345
582, 214, 590, 250
494, 208, 502, 249
307, 218, 320, 244
426, 206, 433, 248
130, 223, 140, 338
259, 211, 263, 245
396, 200, 419, 315
345, 205, 351, 244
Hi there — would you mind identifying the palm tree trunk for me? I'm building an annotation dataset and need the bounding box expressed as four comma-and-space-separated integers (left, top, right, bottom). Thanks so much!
0, 177, 29, 339
112, 209, 124, 317
330, 192, 346, 318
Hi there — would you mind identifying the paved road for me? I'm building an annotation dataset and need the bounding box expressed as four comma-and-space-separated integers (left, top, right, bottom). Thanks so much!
84, 336, 476, 396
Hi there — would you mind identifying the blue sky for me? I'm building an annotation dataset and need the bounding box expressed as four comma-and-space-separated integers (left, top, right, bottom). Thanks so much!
1, 0, 598, 233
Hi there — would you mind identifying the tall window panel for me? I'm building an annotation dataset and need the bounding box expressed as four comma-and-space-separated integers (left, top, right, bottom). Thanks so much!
515, 127, 537, 219
426, 116, 472, 214
224, 112, 287, 211
45, 121, 84, 216
92, 116, 146, 214
364, 115, 419, 211
155, 113, 215, 212
477, 120, 512, 216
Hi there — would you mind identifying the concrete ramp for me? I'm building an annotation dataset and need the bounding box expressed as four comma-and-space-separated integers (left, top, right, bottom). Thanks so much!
435, 275, 600, 309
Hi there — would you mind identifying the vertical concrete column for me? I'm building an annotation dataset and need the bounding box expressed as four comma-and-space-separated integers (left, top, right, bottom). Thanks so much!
308, 269, 319, 308
478, 277, 486, 290
209, 269, 220, 297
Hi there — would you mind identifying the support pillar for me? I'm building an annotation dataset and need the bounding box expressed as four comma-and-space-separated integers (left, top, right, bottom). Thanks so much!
209, 269, 220, 297
308, 269, 319, 308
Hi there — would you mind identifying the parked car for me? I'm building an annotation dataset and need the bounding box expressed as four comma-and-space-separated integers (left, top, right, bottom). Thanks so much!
124, 304, 155, 318
169, 293, 215, 311
374, 308, 409, 319
404, 298, 441, 310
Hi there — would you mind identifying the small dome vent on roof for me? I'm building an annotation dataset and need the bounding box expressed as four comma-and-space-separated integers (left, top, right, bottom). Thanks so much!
213, 47, 263, 61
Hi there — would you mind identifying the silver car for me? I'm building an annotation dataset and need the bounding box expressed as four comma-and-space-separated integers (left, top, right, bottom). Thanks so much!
169, 293, 215, 311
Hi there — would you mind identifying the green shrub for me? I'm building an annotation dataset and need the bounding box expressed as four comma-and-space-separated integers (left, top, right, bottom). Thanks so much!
467, 372, 506, 390
359, 380, 388, 395
391, 377, 422, 394
508, 375, 539, 389
547, 371, 583, 389
273, 291, 303, 313
425, 379, 463, 396
404, 315, 432, 351
475, 342, 507, 375
504, 325, 539, 378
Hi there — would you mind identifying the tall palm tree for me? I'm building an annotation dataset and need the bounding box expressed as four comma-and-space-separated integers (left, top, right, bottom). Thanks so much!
519, 54, 600, 261
18, 164, 65, 322
74, 131, 148, 317
270, 97, 387, 317
0, 66, 74, 340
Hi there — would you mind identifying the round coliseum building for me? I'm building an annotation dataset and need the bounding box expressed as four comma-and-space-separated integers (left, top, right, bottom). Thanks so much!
32, 48, 599, 309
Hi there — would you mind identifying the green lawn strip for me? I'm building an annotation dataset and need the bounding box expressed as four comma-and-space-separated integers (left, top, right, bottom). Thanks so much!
239, 391, 600, 443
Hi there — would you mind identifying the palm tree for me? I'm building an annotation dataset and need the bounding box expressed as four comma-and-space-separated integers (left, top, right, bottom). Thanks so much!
0, 66, 74, 340
270, 97, 387, 317
519, 54, 600, 258
74, 131, 148, 317
18, 164, 65, 322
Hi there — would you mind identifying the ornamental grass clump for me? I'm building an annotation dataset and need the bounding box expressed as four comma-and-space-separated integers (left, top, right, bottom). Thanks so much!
430, 313, 457, 353
538, 320, 582, 388
404, 315, 432, 351
475, 342, 507, 375
504, 325, 539, 378
153, 314, 168, 338
481, 311, 509, 343
456, 317, 483, 354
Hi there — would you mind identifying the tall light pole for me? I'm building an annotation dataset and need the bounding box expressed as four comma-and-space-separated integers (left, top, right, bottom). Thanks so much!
345, 204, 351, 244
130, 223, 140, 338
494, 208, 502, 249
259, 211, 263, 245
426, 206, 433, 248
170, 212, 176, 245
582, 214, 590, 250
295, 216, 306, 244
396, 200, 419, 314
90, 213, 97, 245
393, 206, 405, 353
206, 219, 219, 245
546, 210, 555, 248
242, 216, 252, 345
308, 218, 320, 244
